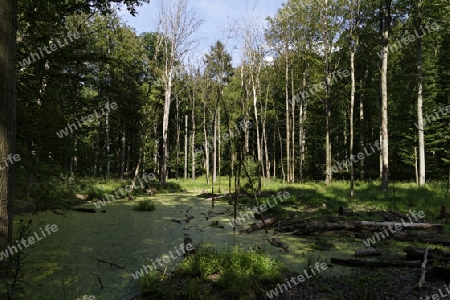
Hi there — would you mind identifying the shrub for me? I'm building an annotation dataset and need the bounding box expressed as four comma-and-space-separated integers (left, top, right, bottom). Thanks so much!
134, 200, 155, 211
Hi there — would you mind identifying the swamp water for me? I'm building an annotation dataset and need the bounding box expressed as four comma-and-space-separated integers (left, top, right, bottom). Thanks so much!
17, 193, 355, 299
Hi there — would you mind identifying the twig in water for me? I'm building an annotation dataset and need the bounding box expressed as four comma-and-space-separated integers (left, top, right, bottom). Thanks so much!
95, 258, 124, 269
92, 273, 103, 289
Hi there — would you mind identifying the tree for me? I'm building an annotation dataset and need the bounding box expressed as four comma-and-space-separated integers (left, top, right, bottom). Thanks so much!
348, 0, 361, 197
416, 0, 426, 186
1, 0, 148, 294
204, 41, 233, 192
0, 0, 18, 291
155, 0, 202, 184
380, 0, 392, 191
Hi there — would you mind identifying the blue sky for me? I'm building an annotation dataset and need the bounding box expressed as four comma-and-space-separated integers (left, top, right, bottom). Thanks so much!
120, 0, 285, 65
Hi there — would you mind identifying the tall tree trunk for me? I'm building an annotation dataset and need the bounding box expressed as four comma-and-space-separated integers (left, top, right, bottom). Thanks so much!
153, 121, 159, 175
285, 48, 291, 183
120, 123, 126, 179
252, 74, 262, 193
276, 112, 285, 183
415, 146, 419, 185
184, 115, 188, 179
0, 0, 17, 288
94, 118, 101, 177
263, 84, 270, 182
203, 99, 209, 184
273, 125, 277, 179
299, 67, 308, 183
350, 47, 356, 197
416, 0, 425, 187
191, 104, 196, 180
175, 97, 181, 180
160, 75, 172, 184
106, 105, 110, 180
175, 96, 180, 180
128, 147, 143, 199
447, 166, 450, 194
218, 107, 221, 193
323, 0, 332, 186
291, 68, 295, 183
141, 149, 145, 178
213, 111, 217, 185
349, 0, 360, 197
380, 0, 391, 192
359, 68, 367, 181
228, 126, 233, 194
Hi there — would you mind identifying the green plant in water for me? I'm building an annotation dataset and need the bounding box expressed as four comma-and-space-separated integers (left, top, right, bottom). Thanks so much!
134, 200, 155, 211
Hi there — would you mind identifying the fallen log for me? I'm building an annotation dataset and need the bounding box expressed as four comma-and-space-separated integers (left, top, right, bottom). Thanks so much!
309, 231, 356, 238
339, 206, 353, 216
203, 193, 248, 201
294, 220, 443, 235
355, 247, 383, 257
267, 237, 289, 252
393, 232, 450, 246
239, 217, 277, 234
418, 237, 450, 246
76, 194, 89, 201
390, 210, 409, 219
404, 246, 450, 261
72, 208, 96, 213
416, 246, 429, 289
330, 257, 421, 268
432, 266, 450, 281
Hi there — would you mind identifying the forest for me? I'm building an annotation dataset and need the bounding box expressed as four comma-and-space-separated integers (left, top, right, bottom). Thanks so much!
1, 0, 450, 299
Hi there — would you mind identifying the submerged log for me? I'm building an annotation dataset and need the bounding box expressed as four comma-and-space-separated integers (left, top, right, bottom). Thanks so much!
184, 235, 194, 255
355, 247, 383, 257
72, 208, 96, 213
239, 217, 277, 234
330, 258, 421, 268
267, 237, 289, 252
95, 258, 124, 269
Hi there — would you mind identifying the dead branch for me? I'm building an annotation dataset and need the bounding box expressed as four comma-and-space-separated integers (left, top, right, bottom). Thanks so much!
416, 246, 429, 289
92, 273, 103, 289
95, 258, 124, 269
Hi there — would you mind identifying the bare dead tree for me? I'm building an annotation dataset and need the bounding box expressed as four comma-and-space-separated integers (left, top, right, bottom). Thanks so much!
154, 0, 203, 184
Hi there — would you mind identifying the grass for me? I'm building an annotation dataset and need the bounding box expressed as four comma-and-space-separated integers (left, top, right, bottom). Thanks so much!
175, 176, 449, 222
133, 200, 156, 211
138, 243, 286, 299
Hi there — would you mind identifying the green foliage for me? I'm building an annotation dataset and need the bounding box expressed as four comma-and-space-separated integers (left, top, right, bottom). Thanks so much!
176, 244, 286, 297
133, 200, 155, 212
137, 270, 171, 296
